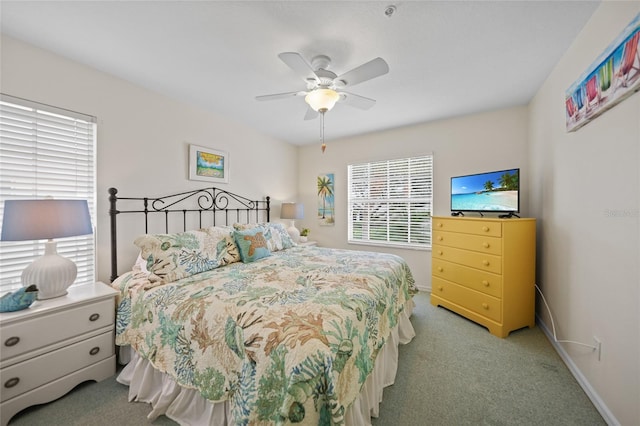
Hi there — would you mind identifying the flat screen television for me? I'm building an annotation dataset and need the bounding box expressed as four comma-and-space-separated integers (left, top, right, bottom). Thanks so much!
450, 168, 520, 215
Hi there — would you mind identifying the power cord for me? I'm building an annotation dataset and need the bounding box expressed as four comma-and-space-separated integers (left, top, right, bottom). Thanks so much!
535, 284, 597, 350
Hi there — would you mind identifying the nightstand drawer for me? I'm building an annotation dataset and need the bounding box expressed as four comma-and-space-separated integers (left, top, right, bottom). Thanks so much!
432, 245, 502, 274
433, 218, 502, 237
433, 230, 501, 255
432, 277, 502, 322
1, 330, 114, 402
1, 299, 114, 361
432, 259, 502, 298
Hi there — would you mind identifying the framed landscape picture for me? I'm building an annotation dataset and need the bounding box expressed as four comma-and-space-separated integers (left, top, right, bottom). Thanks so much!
189, 144, 229, 184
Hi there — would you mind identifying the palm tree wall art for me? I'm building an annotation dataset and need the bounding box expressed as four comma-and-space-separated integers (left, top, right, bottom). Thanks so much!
317, 173, 335, 226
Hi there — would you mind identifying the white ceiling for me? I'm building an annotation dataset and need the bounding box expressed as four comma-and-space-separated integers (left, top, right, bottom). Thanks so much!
0, 1, 600, 145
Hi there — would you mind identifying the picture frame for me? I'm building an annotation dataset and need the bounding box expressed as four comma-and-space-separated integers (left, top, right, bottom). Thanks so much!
317, 172, 335, 226
565, 13, 640, 132
189, 144, 229, 184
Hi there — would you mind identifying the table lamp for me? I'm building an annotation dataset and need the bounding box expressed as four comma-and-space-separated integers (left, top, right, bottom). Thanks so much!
280, 202, 304, 242
1, 199, 93, 299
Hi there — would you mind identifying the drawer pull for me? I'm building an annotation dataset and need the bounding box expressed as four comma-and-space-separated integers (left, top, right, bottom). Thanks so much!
483, 242, 490, 248
482, 226, 489, 232
4, 377, 20, 388
4, 336, 20, 347
437, 267, 443, 272
482, 280, 490, 287
89, 313, 100, 322
482, 260, 490, 266
89, 346, 101, 356
482, 303, 489, 310
437, 222, 443, 228
438, 286, 444, 291
437, 236, 443, 241
437, 250, 443, 256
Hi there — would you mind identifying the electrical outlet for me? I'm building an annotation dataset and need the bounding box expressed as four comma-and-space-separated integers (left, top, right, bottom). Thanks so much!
593, 336, 602, 361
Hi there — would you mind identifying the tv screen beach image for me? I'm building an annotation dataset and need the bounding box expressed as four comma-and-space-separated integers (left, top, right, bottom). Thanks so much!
451, 169, 519, 212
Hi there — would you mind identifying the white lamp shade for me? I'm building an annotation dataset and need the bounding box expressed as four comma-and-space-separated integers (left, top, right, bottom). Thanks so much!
1, 199, 92, 299
1, 199, 92, 241
305, 89, 340, 112
280, 202, 304, 220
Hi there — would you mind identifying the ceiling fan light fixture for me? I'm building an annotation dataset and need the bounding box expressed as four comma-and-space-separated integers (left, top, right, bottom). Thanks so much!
305, 88, 340, 112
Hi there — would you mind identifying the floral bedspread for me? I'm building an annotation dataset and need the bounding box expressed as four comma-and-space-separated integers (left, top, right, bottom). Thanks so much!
112, 246, 417, 425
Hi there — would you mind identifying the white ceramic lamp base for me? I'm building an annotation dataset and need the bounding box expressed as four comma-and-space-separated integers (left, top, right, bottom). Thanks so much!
21, 240, 77, 300
286, 220, 300, 243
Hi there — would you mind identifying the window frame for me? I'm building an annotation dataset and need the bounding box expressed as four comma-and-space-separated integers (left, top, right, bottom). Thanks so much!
0, 94, 97, 294
347, 154, 433, 250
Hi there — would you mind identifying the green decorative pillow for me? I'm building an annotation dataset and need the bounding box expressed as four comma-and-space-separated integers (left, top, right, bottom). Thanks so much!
233, 227, 271, 263
134, 230, 219, 282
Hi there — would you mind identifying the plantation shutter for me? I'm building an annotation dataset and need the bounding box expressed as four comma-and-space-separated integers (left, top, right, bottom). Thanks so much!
348, 154, 433, 249
0, 94, 97, 294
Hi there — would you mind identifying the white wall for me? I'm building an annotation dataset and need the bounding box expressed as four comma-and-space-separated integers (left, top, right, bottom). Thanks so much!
529, 2, 640, 425
297, 106, 530, 289
0, 35, 298, 284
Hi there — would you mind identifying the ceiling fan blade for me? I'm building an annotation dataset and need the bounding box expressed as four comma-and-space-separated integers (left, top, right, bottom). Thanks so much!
304, 107, 318, 120
278, 52, 320, 83
335, 57, 389, 87
339, 91, 376, 110
255, 91, 305, 101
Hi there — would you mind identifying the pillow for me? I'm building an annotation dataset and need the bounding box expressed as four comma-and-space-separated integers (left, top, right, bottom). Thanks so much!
233, 222, 295, 252
134, 230, 220, 282
233, 227, 271, 263
233, 222, 260, 231
266, 222, 296, 250
132, 253, 149, 274
200, 226, 241, 266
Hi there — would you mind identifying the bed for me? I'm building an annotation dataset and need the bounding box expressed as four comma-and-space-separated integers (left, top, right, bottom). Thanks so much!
108, 187, 417, 425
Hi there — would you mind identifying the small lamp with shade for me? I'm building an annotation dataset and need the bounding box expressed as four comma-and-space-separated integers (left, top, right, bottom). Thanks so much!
280, 202, 304, 243
1, 199, 93, 300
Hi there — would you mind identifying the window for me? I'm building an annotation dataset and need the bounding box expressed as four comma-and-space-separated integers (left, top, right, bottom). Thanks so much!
348, 154, 432, 249
0, 95, 97, 294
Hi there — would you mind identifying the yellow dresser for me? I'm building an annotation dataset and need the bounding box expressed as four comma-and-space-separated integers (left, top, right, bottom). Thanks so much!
430, 216, 536, 337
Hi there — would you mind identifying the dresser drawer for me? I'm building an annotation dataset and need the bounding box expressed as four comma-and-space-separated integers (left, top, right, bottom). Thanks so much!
1, 299, 114, 361
433, 230, 501, 255
1, 330, 114, 402
433, 245, 502, 274
433, 218, 502, 237
432, 277, 502, 323
432, 259, 502, 298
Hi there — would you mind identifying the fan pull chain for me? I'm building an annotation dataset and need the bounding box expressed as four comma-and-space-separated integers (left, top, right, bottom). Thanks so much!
320, 111, 325, 153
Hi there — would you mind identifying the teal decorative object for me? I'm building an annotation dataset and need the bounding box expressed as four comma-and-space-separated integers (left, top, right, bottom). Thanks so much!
0, 285, 38, 312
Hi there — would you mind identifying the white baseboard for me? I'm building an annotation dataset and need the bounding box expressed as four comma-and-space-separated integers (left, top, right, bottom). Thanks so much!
415, 284, 430, 293
536, 316, 619, 426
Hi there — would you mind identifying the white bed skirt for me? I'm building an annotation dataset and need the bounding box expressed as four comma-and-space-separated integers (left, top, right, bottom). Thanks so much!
116, 299, 416, 425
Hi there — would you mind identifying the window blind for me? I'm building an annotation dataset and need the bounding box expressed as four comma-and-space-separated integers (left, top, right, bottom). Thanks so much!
0, 95, 97, 294
348, 154, 433, 249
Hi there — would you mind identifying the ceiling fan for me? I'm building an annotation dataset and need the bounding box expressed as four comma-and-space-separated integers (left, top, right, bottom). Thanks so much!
256, 52, 389, 120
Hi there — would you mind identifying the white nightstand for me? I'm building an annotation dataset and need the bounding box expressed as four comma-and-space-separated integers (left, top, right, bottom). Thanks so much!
0, 282, 118, 426
297, 240, 318, 247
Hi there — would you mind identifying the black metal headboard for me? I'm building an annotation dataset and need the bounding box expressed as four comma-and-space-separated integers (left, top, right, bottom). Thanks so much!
108, 187, 270, 282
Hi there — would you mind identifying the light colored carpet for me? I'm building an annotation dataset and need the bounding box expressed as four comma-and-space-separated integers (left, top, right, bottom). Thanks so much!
9, 292, 604, 425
